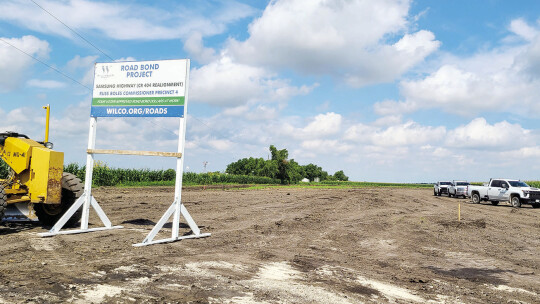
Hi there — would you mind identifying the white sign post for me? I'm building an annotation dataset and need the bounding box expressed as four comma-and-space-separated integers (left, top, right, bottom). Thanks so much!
40, 59, 210, 246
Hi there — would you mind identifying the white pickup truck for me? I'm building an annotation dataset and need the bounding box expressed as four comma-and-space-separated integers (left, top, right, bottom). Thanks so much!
434, 181, 452, 196
467, 178, 540, 208
448, 180, 470, 198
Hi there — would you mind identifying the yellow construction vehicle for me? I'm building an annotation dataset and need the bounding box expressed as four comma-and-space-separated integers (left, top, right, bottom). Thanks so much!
0, 105, 82, 226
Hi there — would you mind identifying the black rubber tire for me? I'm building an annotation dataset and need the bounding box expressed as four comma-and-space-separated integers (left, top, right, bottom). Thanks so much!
533, 203, 540, 209
472, 193, 481, 204
491, 201, 499, 206
0, 185, 6, 222
510, 195, 521, 208
35, 172, 83, 227
434, 189, 437, 196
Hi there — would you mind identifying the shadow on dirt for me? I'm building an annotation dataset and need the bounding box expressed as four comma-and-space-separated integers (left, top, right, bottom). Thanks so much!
121, 218, 197, 230
427, 266, 511, 284
438, 219, 486, 229
0, 222, 40, 235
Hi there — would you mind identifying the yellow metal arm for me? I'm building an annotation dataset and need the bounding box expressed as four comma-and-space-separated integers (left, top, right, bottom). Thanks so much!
43, 104, 50, 142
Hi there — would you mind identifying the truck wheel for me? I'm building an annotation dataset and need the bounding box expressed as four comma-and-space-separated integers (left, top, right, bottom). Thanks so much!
35, 172, 83, 227
510, 195, 521, 208
491, 201, 499, 206
471, 193, 480, 204
533, 203, 540, 209
434, 189, 437, 196
0, 185, 6, 222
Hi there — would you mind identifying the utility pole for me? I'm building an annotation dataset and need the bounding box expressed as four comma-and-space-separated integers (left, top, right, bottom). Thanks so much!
203, 161, 208, 173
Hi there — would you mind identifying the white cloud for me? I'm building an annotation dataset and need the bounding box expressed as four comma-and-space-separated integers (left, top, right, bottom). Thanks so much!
300, 139, 353, 154
373, 99, 417, 116
509, 18, 538, 41
503, 147, 540, 158
66, 55, 98, 70
66, 55, 98, 87
0, 35, 50, 91
445, 118, 531, 150
190, 56, 315, 107
373, 115, 403, 127
228, 0, 439, 86
344, 120, 445, 147
0, 0, 256, 40
184, 32, 217, 64
301, 112, 342, 137
395, 19, 540, 116
27, 79, 66, 89
208, 138, 233, 151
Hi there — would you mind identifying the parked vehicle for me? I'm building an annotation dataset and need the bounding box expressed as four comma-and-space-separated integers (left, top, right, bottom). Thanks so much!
434, 181, 452, 196
448, 180, 470, 198
467, 178, 540, 208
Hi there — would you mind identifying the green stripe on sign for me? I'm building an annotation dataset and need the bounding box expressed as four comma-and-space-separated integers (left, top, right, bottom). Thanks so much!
92, 96, 185, 106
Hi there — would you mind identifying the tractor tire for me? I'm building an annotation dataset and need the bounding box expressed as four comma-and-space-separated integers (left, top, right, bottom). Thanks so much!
491, 201, 499, 206
35, 172, 83, 227
0, 185, 6, 222
471, 193, 481, 204
510, 195, 522, 208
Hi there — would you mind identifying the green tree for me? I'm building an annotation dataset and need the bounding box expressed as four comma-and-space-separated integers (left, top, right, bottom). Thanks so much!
225, 145, 342, 184
270, 145, 294, 184
333, 170, 349, 181
302, 163, 328, 182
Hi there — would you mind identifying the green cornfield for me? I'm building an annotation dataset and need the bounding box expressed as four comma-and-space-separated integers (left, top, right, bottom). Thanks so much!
318, 181, 434, 188
63, 162, 281, 187
1, 159, 539, 188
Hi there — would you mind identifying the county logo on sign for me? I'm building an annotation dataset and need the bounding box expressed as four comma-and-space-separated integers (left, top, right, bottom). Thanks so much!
95, 64, 114, 79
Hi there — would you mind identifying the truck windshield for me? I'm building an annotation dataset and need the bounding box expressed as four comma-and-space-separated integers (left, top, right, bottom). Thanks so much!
508, 181, 529, 187
456, 182, 469, 186
440, 182, 451, 185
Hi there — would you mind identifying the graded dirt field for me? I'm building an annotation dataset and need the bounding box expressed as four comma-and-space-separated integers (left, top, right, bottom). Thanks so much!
1, 187, 539, 303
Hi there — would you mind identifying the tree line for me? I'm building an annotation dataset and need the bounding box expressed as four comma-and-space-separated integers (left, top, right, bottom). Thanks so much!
225, 145, 348, 184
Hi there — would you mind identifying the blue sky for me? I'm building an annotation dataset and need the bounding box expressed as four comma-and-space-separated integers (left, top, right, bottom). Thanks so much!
1, 0, 540, 182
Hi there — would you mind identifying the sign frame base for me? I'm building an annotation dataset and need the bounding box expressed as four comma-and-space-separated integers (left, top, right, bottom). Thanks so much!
133, 199, 211, 247
38, 191, 123, 237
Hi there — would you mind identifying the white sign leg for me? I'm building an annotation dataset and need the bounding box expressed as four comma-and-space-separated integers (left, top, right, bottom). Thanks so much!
39, 117, 122, 237
134, 112, 210, 246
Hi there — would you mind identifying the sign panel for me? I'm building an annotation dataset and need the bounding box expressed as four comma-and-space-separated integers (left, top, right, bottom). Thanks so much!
91, 59, 187, 117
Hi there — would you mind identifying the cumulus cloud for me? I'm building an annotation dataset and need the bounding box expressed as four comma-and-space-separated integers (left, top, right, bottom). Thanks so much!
184, 32, 217, 64
0, 35, 50, 91
0, 0, 256, 40
66, 55, 98, 70
66, 55, 99, 87
503, 147, 540, 158
509, 18, 539, 41
190, 56, 315, 106
301, 112, 342, 137
373, 99, 417, 116
344, 120, 446, 147
391, 18, 540, 116
228, 0, 439, 86
445, 117, 531, 150
27, 79, 66, 89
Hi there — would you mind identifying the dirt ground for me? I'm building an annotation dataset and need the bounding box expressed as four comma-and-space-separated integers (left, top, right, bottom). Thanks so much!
1, 186, 539, 303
